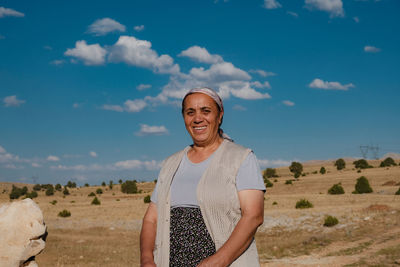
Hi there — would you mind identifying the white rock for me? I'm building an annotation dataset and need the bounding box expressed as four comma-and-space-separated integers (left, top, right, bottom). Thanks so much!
0, 198, 46, 267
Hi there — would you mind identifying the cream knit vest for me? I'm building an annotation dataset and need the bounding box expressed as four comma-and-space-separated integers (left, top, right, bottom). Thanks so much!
154, 139, 260, 266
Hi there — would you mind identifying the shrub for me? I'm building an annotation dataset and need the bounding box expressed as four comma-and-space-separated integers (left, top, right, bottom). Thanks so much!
295, 199, 313, 209
96, 188, 103, 194
380, 157, 397, 167
55, 184, 62, 191
285, 180, 293, 185
63, 187, 70, 196
25, 191, 38, 199
33, 184, 41, 191
144, 195, 151, 203
312, 171, 318, 174
289, 162, 303, 177
272, 201, 278, 205
58, 209, 71, 217
320, 167, 326, 174
353, 159, 372, 169
101, 182, 106, 187
109, 180, 113, 189
335, 158, 346, 170
263, 168, 278, 179
353, 176, 373, 194
88, 192, 96, 197
45, 186, 54, 196
302, 173, 306, 177
91, 197, 101, 205
118, 179, 123, 184
121, 180, 138, 194
10, 185, 23, 199
66, 181, 76, 188
84, 183, 89, 187
264, 179, 273, 188
50, 200, 57, 205
328, 183, 345, 194
396, 187, 400, 195
154, 179, 157, 183
323, 215, 339, 227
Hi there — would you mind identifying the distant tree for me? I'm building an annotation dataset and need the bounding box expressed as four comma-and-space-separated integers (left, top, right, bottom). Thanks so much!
21, 186, 28, 195
9, 185, 23, 199
101, 181, 106, 187
118, 179, 123, 184
63, 187, 70, 195
334, 158, 346, 170
144, 195, 151, 203
55, 184, 62, 191
380, 157, 397, 167
263, 168, 278, 179
91, 197, 101, 205
289, 162, 303, 177
33, 184, 41, 191
84, 183, 89, 187
45, 186, 54, 196
96, 188, 103, 194
320, 167, 326, 174
88, 192, 95, 197
26, 191, 38, 199
66, 181, 76, 188
264, 179, 273, 188
353, 159, 372, 169
396, 187, 400, 195
109, 180, 113, 190
353, 176, 373, 194
121, 180, 138, 194
328, 183, 345, 194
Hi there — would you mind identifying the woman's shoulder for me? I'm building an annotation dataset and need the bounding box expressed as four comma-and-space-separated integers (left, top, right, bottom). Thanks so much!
161, 146, 190, 166
223, 140, 252, 154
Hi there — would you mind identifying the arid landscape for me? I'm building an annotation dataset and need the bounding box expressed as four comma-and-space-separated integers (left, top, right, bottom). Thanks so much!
1, 158, 399, 267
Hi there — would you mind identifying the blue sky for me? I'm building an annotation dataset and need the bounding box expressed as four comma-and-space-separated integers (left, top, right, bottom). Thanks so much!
1, 0, 399, 185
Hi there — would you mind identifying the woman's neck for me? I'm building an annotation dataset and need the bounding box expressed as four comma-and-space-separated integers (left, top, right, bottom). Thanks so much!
188, 137, 223, 163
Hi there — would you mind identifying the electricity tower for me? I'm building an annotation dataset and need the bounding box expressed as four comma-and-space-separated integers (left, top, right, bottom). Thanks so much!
359, 145, 380, 159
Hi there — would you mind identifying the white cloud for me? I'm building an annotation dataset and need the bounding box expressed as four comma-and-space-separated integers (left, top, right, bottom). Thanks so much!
249, 69, 276, 77
258, 159, 292, 168
189, 62, 251, 83
73, 102, 83, 108
87, 18, 126, 36
0, 145, 6, 153
89, 151, 98, 158
3, 95, 25, 107
124, 99, 147, 112
108, 36, 180, 74
44, 45, 52, 50
364, 46, 381, 53
179, 46, 223, 64
233, 104, 246, 111
137, 84, 152, 90
50, 59, 65, 66
282, 100, 295, 106
64, 40, 107, 66
102, 104, 124, 112
32, 163, 41, 168
114, 159, 161, 170
251, 81, 271, 89
263, 0, 282, 9
287, 11, 299, 17
134, 25, 145, 32
304, 0, 344, 18
136, 124, 169, 136
353, 17, 360, 23
47, 155, 60, 162
309, 78, 354, 90
0, 7, 24, 18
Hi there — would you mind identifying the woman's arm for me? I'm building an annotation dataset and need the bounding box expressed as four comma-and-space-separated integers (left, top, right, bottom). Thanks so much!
197, 189, 264, 267
140, 202, 158, 267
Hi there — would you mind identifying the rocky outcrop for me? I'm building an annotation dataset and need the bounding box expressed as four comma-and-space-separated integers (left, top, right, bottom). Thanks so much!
0, 198, 47, 267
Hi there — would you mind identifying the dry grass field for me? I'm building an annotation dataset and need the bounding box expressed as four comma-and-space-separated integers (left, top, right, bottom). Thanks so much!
1, 159, 400, 267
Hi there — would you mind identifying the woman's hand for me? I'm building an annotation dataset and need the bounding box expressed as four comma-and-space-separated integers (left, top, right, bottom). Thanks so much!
197, 255, 225, 267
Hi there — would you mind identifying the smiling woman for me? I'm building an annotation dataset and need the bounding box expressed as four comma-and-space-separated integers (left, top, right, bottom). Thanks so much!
140, 87, 266, 267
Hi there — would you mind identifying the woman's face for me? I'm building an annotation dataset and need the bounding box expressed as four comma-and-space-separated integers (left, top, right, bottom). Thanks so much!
183, 93, 223, 147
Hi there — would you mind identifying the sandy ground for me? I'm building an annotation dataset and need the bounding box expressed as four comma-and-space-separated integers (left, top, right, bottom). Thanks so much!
1, 159, 400, 266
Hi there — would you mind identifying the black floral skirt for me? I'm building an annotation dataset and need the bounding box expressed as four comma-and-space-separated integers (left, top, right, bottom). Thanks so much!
170, 207, 216, 266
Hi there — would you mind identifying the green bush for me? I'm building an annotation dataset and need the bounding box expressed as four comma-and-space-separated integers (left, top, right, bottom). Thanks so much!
91, 196, 101, 205
9, 185, 24, 199
353, 176, 373, 194
66, 181, 76, 188
328, 183, 345, 194
84, 183, 89, 187
289, 162, 303, 177
295, 199, 313, 209
45, 186, 54, 196
121, 180, 138, 194
50, 200, 57, 205
88, 192, 96, 197
285, 180, 293, 185
101, 181, 106, 186
353, 159, 372, 169
335, 158, 346, 170
264, 179, 273, 188
33, 184, 42, 191
63, 187, 70, 195
25, 191, 38, 199
144, 195, 151, 203
263, 168, 278, 179
312, 171, 318, 174
58, 209, 71, 217
380, 157, 397, 167
96, 188, 103, 194
55, 184, 62, 191
109, 180, 113, 190
395, 187, 400, 195
323, 215, 339, 227
320, 167, 326, 174
118, 179, 123, 184
272, 201, 278, 205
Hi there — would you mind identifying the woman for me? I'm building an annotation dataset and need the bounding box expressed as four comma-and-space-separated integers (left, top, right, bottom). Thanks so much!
140, 87, 265, 267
